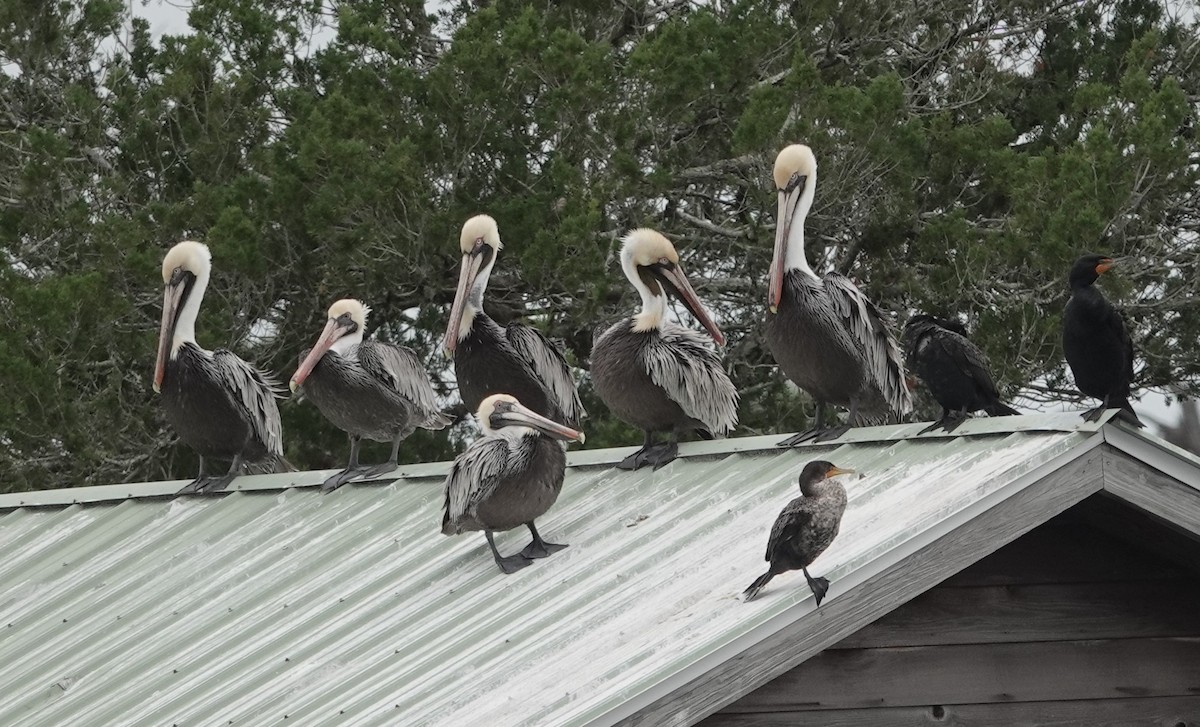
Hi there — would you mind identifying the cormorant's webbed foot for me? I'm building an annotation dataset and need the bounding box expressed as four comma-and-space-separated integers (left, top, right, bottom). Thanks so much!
804, 568, 830, 606
918, 411, 970, 435
485, 531, 532, 574
1081, 405, 1106, 423
321, 466, 371, 494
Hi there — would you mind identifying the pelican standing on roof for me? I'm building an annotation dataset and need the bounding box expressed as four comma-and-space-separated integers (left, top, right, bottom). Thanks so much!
442, 394, 585, 574
290, 299, 451, 492
766, 145, 911, 445
442, 215, 585, 428
591, 228, 738, 470
154, 241, 288, 495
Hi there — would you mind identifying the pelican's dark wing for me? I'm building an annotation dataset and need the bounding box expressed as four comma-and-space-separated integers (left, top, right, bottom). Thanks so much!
506, 322, 586, 427
212, 349, 285, 457
823, 272, 912, 419
642, 324, 739, 436
357, 341, 451, 429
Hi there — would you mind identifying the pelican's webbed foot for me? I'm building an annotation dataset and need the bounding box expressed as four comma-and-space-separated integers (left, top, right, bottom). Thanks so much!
776, 429, 822, 447
811, 424, 852, 444
321, 466, 371, 494
357, 460, 399, 482
485, 531, 533, 575
617, 437, 679, 471
520, 522, 567, 559
803, 567, 830, 607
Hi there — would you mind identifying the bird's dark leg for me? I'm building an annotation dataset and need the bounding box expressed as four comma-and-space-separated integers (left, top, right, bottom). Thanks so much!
777, 401, 828, 447
359, 433, 402, 481
520, 521, 567, 559
322, 435, 372, 493
939, 408, 972, 433
1081, 397, 1107, 423
485, 530, 532, 574
812, 400, 853, 443
617, 431, 657, 470
197, 455, 243, 494
919, 407, 970, 435
803, 567, 831, 606
175, 456, 211, 495
647, 431, 681, 470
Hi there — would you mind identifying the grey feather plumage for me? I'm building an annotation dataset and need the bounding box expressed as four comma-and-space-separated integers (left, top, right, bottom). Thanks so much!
767, 270, 910, 426
506, 323, 586, 426
442, 429, 563, 535
355, 341, 452, 429
211, 349, 286, 458
639, 323, 739, 436
823, 272, 911, 421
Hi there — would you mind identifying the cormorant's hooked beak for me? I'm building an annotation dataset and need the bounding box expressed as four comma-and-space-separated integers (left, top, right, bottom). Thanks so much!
656, 264, 726, 346
443, 239, 487, 356
826, 466, 855, 479
769, 175, 807, 314
154, 275, 188, 394
1095, 258, 1115, 275
291, 317, 353, 393
497, 401, 586, 444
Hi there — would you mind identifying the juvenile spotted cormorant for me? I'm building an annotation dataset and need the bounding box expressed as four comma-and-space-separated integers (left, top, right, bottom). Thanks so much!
903, 314, 1020, 434
743, 460, 854, 604
1062, 254, 1143, 427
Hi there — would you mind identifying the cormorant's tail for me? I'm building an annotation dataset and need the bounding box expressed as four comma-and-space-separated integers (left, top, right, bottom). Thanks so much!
1112, 398, 1145, 428
984, 401, 1021, 418
742, 572, 775, 602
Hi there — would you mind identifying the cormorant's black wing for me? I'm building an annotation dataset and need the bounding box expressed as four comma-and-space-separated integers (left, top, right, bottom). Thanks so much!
765, 497, 815, 562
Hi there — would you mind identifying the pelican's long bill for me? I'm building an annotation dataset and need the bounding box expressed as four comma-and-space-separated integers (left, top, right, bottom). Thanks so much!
291, 317, 352, 392
498, 400, 586, 444
769, 174, 807, 313
154, 276, 188, 394
657, 264, 726, 346
443, 242, 486, 355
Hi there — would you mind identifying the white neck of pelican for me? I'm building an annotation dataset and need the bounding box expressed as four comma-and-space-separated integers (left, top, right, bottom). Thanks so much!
457, 254, 496, 342
782, 179, 818, 281
172, 267, 210, 356
330, 327, 362, 357
621, 248, 667, 333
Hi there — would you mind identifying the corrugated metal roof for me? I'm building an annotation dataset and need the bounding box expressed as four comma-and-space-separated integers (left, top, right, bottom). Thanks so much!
0, 412, 1177, 726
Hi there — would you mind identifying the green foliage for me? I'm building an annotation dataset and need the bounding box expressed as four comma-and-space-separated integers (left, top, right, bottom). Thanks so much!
1, 0, 1198, 491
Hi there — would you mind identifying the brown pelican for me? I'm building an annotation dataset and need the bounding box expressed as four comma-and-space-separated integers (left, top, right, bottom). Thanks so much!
743, 460, 854, 604
903, 314, 1020, 433
154, 241, 287, 495
1063, 254, 1143, 427
766, 145, 911, 444
442, 215, 585, 428
441, 393, 585, 574
290, 299, 451, 492
591, 228, 738, 470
